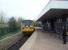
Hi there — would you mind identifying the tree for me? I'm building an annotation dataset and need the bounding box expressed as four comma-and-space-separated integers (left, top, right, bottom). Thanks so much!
18, 17, 22, 24
17, 17, 22, 29
8, 17, 17, 32
0, 11, 6, 24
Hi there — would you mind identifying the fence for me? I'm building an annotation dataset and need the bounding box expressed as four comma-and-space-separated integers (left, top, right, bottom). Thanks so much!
0, 24, 20, 39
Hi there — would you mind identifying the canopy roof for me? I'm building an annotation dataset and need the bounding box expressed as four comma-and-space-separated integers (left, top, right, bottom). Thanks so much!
38, 9, 68, 21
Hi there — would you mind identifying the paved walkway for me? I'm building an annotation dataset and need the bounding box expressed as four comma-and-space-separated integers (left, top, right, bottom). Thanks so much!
31, 31, 68, 50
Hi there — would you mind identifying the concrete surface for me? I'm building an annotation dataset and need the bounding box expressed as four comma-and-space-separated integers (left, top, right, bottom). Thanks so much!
31, 31, 68, 50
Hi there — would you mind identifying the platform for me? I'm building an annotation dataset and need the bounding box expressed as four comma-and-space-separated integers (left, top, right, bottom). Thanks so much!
31, 31, 68, 50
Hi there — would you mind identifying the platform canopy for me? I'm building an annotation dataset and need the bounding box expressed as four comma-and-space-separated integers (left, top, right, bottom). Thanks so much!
37, 0, 68, 21
38, 9, 68, 21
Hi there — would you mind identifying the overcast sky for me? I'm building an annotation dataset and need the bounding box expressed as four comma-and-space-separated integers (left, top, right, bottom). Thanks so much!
0, 0, 50, 20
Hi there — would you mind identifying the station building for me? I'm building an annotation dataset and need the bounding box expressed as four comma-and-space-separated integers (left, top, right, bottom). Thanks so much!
37, 0, 68, 40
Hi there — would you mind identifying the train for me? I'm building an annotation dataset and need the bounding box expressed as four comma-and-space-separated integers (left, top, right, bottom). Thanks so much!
21, 20, 35, 35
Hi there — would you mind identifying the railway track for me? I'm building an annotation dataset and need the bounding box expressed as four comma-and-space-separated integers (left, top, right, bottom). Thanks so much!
7, 35, 30, 50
